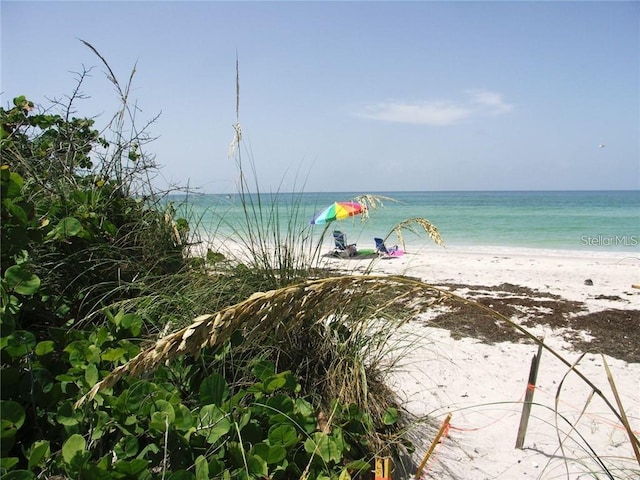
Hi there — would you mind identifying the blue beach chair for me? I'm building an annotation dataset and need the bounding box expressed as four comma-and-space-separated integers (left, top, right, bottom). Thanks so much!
374, 238, 403, 257
333, 230, 357, 257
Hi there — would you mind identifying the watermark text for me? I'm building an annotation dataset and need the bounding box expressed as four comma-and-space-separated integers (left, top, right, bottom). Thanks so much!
580, 235, 638, 247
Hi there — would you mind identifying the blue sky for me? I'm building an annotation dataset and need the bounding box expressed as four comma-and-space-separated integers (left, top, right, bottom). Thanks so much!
2, 1, 639, 193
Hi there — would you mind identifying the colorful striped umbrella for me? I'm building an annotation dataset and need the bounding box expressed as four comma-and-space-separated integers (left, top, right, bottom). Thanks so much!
310, 201, 365, 225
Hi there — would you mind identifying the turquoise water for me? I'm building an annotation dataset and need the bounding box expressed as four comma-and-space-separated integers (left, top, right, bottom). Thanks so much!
170, 190, 640, 252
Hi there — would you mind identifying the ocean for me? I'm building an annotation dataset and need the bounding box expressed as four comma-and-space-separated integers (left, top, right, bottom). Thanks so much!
170, 190, 640, 253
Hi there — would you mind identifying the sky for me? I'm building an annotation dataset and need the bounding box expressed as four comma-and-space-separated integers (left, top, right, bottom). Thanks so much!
2, 0, 639, 193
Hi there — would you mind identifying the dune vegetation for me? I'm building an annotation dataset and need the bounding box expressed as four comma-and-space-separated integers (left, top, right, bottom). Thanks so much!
2, 47, 638, 480
0, 47, 446, 480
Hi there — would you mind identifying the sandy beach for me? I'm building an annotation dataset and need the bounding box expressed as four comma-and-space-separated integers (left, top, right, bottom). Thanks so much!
320, 245, 640, 479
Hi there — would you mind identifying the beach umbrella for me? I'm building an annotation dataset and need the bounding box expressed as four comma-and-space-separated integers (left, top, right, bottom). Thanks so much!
310, 201, 365, 225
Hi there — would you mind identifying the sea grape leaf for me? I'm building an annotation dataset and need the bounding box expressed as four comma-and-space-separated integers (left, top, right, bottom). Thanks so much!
3, 265, 40, 296
150, 400, 176, 432
199, 373, 229, 405
252, 442, 287, 465
344, 460, 371, 474
2, 169, 24, 198
0, 470, 36, 480
265, 394, 295, 425
101, 347, 127, 362
27, 440, 50, 470
0, 457, 19, 471
247, 454, 268, 477
3, 330, 36, 357
382, 407, 398, 425
114, 458, 148, 476
268, 423, 298, 448
263, 375, 287, 394
251, 360, 275, 381
198, 405, 232, 444
2, 199, 28, 225
120, 313, 143, 336
304, 432, 342, 464
50, 217, 84, 240
0, 401, 25, 435
167, 471, 195, 480
61, 434, 86, 464
57, 401, 81, 426
338, 468, 352, 480
195, 455, 208, 480
84, 364, 99, 386
35, 340, 55, 356
173, 403, 195, 431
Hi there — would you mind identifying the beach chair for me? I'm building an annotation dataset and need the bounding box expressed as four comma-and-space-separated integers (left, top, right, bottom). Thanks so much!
333, 230, 347, 251
374, 238, 403, 257
333, 230, 358, 257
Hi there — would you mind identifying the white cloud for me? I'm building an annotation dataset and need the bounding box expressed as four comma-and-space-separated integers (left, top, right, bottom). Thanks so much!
467, 89, 514, 115
357, 101, 472, 126
356, 90, 513, 125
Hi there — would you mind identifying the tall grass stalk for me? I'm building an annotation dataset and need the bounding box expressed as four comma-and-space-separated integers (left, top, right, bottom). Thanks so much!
603, 354, 640, 466
80, 39, 162, 200
218, 56, 324, 286
550, 353, 609, 478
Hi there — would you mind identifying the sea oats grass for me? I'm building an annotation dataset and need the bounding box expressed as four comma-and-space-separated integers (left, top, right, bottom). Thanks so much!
393, 217, 445, 252
78, 275, 447, 405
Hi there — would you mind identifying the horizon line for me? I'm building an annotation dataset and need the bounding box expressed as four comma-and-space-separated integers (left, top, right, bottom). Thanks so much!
167, 188, 640, 196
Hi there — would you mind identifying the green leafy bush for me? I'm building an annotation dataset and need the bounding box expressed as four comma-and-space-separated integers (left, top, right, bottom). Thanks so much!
0, 47, 422, 479
1, 92, 190, 477
1, 89, 389, 479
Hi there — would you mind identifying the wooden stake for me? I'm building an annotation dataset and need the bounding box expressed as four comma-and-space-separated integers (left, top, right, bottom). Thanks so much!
515, 342, 543, 449
375, 457, 392, 480
414, 413, 451, 479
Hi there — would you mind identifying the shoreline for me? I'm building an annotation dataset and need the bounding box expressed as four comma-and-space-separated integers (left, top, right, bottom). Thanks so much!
198, 235, 640, 313
319, 243, 640, 312
199, 235, 640, 315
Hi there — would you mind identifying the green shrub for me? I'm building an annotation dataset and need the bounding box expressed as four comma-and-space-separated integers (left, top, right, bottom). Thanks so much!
0, 48, 420, 478
1, 90, 386, 479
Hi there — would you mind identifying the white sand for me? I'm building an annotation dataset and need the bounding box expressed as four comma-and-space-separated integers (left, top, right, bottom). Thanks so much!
321, 245, 639, 479
201, 237, 639, 477
322, 245, 639, 310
